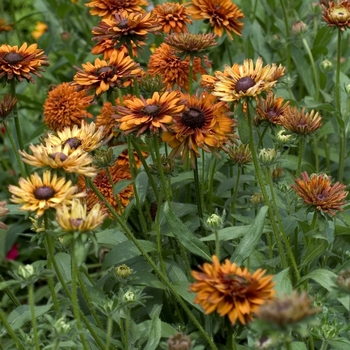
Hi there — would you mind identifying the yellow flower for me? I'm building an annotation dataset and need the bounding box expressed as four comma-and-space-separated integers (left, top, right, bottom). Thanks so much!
32, 22, 48, 40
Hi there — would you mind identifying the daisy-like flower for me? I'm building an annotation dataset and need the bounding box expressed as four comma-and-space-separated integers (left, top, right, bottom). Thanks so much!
254, 93, 290, 126
9, 171, 85, 217
213, 57, 286, 102
280, 107, 322, 135
72, 50, 142, 96
43, 83, 93, 131
322, 0, 350, 31
153, 2, 192, 34
45, 122, 104, 152
190, 256, 275, 325
56, 199, 107, 232
0, 94, 18, 122
85, 0, 148, 20
96, 102, 118, 140
32, 22, 48, 40
0, 19, 13, 32
114, 91, 185, 137
148, 43, 211, 90
92, 11, 161, 51
162, 92, 237, 167
0, 43, 49, 83
291, 171, 348, 216
187, 0, 244, 40
19, 143, 97, 177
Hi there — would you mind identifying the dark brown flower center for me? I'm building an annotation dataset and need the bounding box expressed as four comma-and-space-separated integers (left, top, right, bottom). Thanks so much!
181, 107, 205, 129
317, 193, 326, 201
117, 20, 129, 29
64, 138, 81, 149
235, 76, 255, 93
267, 109, 278, 120
34, 186, 56, 200
71, 218, 83, 227
97, 66, 113, 75
50, 152, 68, 161
143, 104, 161, 116
3, 52, 23, 64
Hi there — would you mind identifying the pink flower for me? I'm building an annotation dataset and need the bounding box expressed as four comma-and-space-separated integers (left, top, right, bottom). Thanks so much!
6, 243, 19, 260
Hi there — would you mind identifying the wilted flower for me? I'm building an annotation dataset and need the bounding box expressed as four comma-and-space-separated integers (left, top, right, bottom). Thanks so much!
228, 144, 252, 165
0, 94, 17, 121
167, 333, 192, 350
322, 0, 350, 31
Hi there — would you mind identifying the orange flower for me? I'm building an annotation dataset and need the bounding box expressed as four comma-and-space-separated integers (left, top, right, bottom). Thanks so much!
187, 0, 244, 40
153, 2, 192, 34
72, 50, 142, 95
0, 94, 18, 121
32, 22, 48, 40
322, 0, 350, 31
148, 43, 211, 90
114, 91, 185, 136
190, 256, 275, 325
85, 0, 148, 19
0, 43, 49, 83
0, 19, 13, 32
43, 83, 93, 131
291, 171, 348, 216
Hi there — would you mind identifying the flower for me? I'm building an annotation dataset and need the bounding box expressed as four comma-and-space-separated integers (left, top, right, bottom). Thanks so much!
280, 107, 322, 135
147, 43, 211, 90
92, 11, 161, 51
0, 43, 49, 83
167, 333, 192, 350
213, 57, 285, 102
32, 21, 48, 40
43, 83, 93, 131
96, 102, 118, 140
0, 94, 18, 121
254, 93, 290, 126
291, 171, 348, 216
0, 19, 13, 32
187, 0, 244, 40
162, 92, 237, 167
322, 0, 350, 31
336, 269, 350, 293
190, 256, 275, 325
0, 200, 9, 230
5, 243, 19, 260
56, 199, 107, 232
9, 170, 85, 217
228, 144, 252, 165
85, 0, 148, 19
19, 143, 97, 177
114, 91, 185, 137
72, 50, 142, 95
45, 122, 104, 152
153, 2, 192, 34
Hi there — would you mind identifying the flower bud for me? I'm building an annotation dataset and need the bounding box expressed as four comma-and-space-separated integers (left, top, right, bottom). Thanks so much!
167, 333, 191, 350
18, 264, 35, 280
292, 21, 308, 35
115, 264, 133, 278
123, 291, 135, 301
258, 148, 276, 166
320, 59, 333, 73
206, 213, 223, 231
336, 269, 350, 293
250, 193, 265, 205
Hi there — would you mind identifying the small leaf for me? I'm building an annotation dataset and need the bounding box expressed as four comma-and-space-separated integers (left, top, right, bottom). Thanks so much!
236, 102, 249, 144
273, 268, 292, 296
113, 179, 132, 195
135, 171, 149, 205
143, 305, 162, 350
55, 252, 71, 282
301, 239, 328, 267
201, 225, 250, 242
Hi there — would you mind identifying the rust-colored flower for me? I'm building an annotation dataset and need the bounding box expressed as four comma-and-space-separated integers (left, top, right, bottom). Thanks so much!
280, 107, 322, 135
187, 0, 244, 40
85, 0, 148, 19
153, 2, 192, 34
322, 0, 350, 31
0, 43, 49, 83
0, 94, 17, 121
72, 50, 142, 95
32, 22, 48, 40
190, 256, 275, 325
291, 171, 348, 216
148, 43, 211, 90
92, 11, 161, 50
0, 19, 13, 32
43, 83, 93, 131
213, 57, 285, 102
162, 92, 237, 167
114, 91, 185, 137
9, 170, 85, 217
254, 93, 290, 126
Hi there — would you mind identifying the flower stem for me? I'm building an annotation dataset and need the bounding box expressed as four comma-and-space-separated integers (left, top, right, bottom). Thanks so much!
194, 156, 206, 234
0, 308, 25, 350
302, 37, 319, 101
28, 283, 40, 350
231, 166, 241, 222
106, 316, 113, 350
279, 0, 291, 74
214, 229, 220, 260
0, 274, 21, 307
320, 341, 328, 350
296, 136, 304, 176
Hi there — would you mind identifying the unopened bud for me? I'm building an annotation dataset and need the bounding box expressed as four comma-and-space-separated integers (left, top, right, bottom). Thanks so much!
115, 264, 133, 278
168, 333, 191, 350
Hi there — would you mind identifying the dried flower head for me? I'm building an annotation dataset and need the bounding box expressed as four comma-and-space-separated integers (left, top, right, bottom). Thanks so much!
336, 269, 350, 293
250, 192, 265, 205
187, 0, 244, 40
0, 201, 9, 230
190, 256, 275, 325
0, 94, 17, 121
32, 21, 48, 40
153, 2, 192, 34
0, 19, 13, 32
139, 73, 165, 98
213, 58, 285, 102
9, 171, 85, 217
228, 144, 252, 165
43, 83, 93, 131
56, 199, 107, 232
291, 171, 348, 216
85, 0, 148, 19
114, 91, 185, 137
0, 43, 49, 83
162, 92, 237, 168
322, 1, 350, 31
167, 333, 192, 350
280, 107, 322, 135
72, 50, 142, 95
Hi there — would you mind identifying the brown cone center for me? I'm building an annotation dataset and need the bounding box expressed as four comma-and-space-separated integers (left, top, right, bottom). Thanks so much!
64, 138, 81, 149
117, 20, 129, 29
143, 104, 161, 116
235, 76, 255, 93
71, 218, 83, 227
50, 152, 68, 161
97, 66, 113, 75
181, 107, 205, 129
4, 52, 23, 64
267, 109, 278, 120
34, 186, 56, 200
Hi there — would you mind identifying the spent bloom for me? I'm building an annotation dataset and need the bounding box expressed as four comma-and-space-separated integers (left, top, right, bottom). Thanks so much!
291, 171, 348, 216
322, 0, 350, 31
0, 94, 18, 122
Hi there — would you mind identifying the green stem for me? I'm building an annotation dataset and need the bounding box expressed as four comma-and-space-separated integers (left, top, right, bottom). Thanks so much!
309, 335, 315, 350
0, 308, 25, 350
320, 341, 328, 350
189, 56, 193, 95
28, 283, 40, 350
302, 37, 319, 101
214, 230, 220, 260
251, 0, 258, 21
296, 137, 304, 176
231, 166, 241, 222
207, 157, 216, 213
106, 316, 113, 350
124, 308, 131, 350
279, 0, 291, 74
87, 178, 217, 350
0, 274, 21, 307
194, 156, 205, 234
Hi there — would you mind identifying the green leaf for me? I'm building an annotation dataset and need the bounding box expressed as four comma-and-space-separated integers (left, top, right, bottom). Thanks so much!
172, 281, 202, 312
290, 342, 308, 350
201, 225, 250, 242
96, 229, 128, 247
163, 202, 211, 261
232, 206, 268, 264
273, 268, 292, 296
143, 305, 162, 350
113, 179, 132, 196
0, 280, 20, 291
55, 252, 71, 282
132, 271, 166, 290
236, 102, 249, 144
301, 239, 328, 267
328, 339, 350, 350
135, 171, 149, 205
